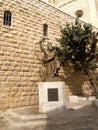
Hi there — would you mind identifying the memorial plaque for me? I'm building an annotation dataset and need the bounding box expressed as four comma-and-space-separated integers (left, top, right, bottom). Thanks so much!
48, 88, 58, 101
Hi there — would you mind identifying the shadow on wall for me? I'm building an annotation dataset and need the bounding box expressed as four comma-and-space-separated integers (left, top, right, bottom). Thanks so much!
59, 67, 93, 96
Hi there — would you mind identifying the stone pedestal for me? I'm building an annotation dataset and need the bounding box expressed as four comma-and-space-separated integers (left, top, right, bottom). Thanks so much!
38, 82, 65, 113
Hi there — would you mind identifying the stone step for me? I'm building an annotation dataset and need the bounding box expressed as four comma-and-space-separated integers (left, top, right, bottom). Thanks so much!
4, 113, 48, 127
6, 108, 47, 121
2, 106, 71, 127
2, 106, 49, 127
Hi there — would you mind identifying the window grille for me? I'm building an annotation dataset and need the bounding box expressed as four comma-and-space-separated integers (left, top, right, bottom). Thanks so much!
3, 11, 12, 26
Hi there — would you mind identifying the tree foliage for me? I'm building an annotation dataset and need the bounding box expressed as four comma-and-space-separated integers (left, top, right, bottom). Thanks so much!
52, 20, 98, 94
53, 21, 98, 71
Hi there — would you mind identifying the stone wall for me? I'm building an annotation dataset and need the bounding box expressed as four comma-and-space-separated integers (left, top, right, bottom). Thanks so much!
96, 0, 98, 18
58, 0, 98, 28
0, 0, 75, 111
58, 0, 91, 23
0, 0, 97, 112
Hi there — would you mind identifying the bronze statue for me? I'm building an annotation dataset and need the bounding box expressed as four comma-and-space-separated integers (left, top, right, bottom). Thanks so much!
35, 38, 60, 81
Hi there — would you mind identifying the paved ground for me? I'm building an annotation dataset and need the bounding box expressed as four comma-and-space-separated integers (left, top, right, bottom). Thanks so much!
0, 104, 98, 130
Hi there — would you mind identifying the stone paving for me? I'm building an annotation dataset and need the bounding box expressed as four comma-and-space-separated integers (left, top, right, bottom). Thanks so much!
0, 103, 98, 130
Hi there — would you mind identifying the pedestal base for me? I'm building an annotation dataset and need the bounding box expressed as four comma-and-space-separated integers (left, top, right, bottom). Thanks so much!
38, 82, 65, 113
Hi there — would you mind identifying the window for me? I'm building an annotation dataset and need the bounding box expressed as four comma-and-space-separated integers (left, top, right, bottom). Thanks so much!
3, 11, 12, 26
43, 24, 48, 37
75, 10, 83, 18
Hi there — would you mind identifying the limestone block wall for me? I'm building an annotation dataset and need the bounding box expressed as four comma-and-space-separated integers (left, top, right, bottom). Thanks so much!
0, 0, 75, 111
59, 0, 91, 24
88, 0, 98, 27
56, 0, 74, 7
0, 0, 98, 112
96, 0, 98, 20
58, 0, 98, 27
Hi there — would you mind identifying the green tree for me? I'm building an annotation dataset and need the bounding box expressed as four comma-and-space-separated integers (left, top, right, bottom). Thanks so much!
53, 20, 98, 94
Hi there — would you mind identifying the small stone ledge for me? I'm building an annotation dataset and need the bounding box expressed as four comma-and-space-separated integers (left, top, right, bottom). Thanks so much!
65, 95, 96, 109
66, 95, 96, 103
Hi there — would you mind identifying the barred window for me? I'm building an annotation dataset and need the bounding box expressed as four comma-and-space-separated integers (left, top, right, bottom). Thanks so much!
43, 24, 48, 37
3, 11, 12, 26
